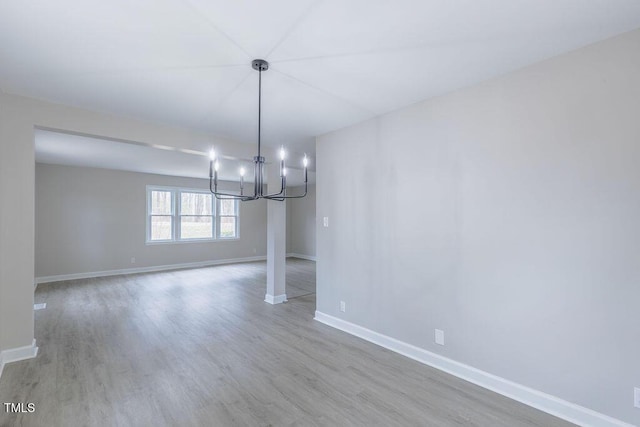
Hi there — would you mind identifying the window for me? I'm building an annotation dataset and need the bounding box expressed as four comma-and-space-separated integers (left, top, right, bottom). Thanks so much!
149, 190, 174, 241
180, 192, 213, 240
146, 186, 239, 243
218, 198, 239, 239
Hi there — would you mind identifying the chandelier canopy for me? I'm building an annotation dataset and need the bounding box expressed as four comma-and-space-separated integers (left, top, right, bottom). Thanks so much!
208, 59, 308, 201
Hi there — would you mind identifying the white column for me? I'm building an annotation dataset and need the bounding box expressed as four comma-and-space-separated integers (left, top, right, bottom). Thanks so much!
265, 160, 287, 304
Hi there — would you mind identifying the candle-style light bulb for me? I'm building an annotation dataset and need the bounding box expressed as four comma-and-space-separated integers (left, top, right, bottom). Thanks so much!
239, 166, 245, 195
209, 148, 216, 161
279, 146, 286, 177
282, 167, 287, 177
303, 155, 308, 168
212, 158, 219, 192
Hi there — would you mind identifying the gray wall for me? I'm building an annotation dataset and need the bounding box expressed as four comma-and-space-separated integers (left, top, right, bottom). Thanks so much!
286, 184, 316, 258
35, 164, 267, 278
1, 89, 261, 357
0, 98, 35, 353
316, 29, 640, 425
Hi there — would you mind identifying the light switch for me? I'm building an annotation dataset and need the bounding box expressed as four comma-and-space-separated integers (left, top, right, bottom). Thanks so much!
323, 217, 329, 227
435, 329, 445, 346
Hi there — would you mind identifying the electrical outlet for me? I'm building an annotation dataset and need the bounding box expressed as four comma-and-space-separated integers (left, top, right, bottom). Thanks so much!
634, 387, 640, 409
131, 257, 136, 264
435, 329, 445, 346
323, 217, 329, 227
340, 301, 346, 312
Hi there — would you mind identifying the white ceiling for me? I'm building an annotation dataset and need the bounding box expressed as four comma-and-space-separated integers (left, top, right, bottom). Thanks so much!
34, 129, 314, 185
2, 0, 640, 155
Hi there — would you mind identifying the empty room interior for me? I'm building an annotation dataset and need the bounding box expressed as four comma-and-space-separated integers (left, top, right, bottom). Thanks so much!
1, 1, 639, 426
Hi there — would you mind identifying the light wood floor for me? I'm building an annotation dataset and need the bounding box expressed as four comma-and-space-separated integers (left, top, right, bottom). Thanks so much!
0, 258, 573, 426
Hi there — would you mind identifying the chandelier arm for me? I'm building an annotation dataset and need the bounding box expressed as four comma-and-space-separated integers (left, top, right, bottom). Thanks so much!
261, 181, 286, 198
270, 193, 307, 199
211, 191, 254, 201
264, 181, 307, 199
262, 190, 284, 198
214, 194, 257, 201
261, 171, 286, 198
209, 176, 257, 201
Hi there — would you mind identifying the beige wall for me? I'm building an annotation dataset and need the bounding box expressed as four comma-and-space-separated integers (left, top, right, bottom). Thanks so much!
286, 184, 316, 258
35, 164, 267, 278
316, 29, 640, 425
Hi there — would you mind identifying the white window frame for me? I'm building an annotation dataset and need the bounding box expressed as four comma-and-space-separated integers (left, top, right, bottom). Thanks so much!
217, 198, 240, 240
177, 189, 216, 242
147, 187, 175, 243
146, 185, 240, 244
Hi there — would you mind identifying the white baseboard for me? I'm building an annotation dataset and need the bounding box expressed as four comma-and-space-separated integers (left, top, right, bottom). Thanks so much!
264, 294, 288, 305
314, 311, 632, 427
286, 253, 317, 261
35, 256, 267, 285
0, 339, 38, 380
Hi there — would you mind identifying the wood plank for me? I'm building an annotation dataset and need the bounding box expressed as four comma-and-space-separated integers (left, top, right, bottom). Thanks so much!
0, 259, 573, 426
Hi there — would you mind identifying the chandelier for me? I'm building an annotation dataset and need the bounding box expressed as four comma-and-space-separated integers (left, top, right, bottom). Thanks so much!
208, 59, 308, 201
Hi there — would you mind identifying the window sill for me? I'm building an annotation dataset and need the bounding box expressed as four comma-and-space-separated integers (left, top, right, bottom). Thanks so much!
146, 238, 240, 246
